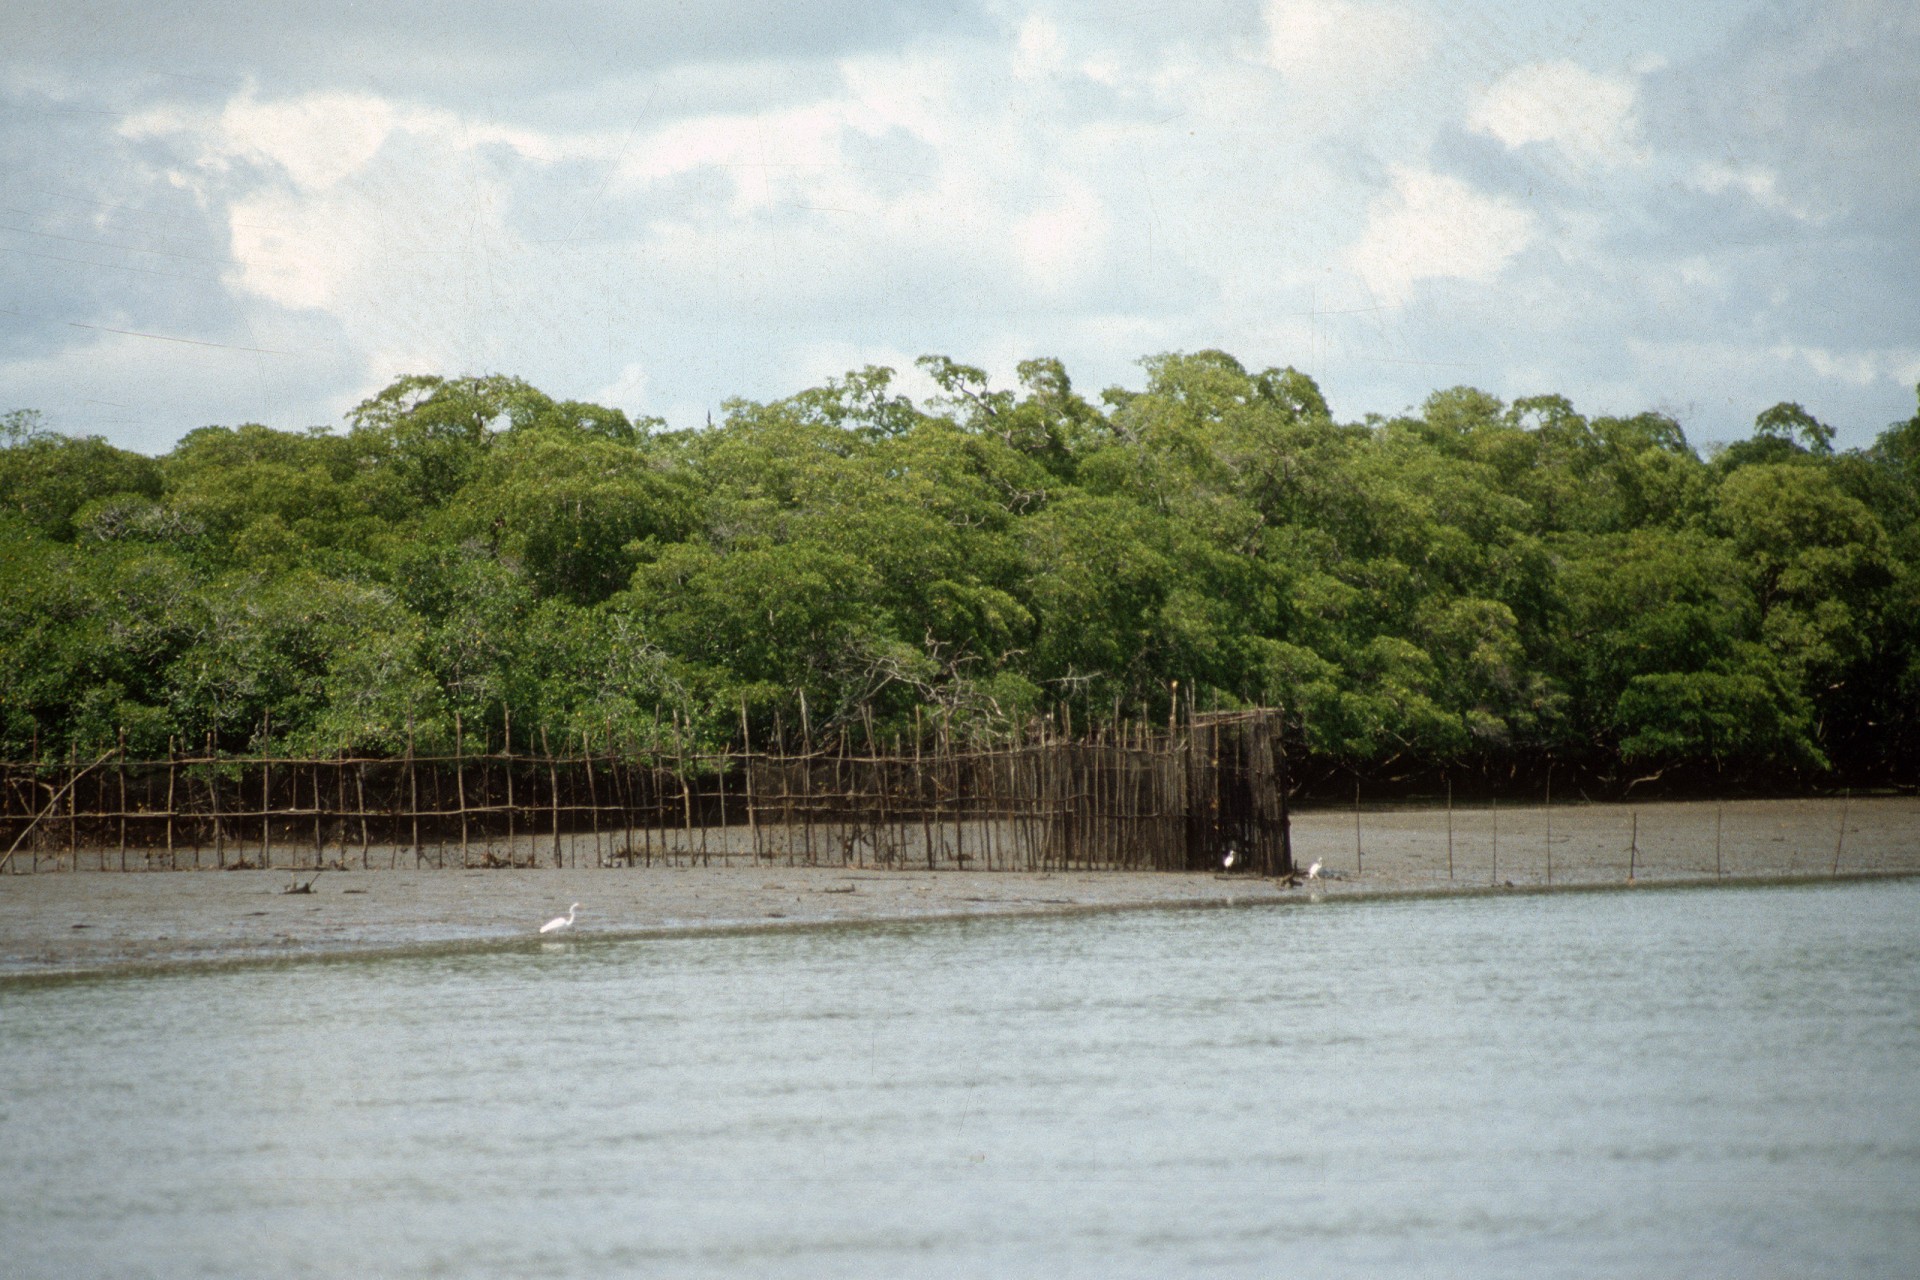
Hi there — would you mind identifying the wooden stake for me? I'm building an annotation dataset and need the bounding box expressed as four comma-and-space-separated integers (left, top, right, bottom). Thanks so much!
741, 699, 761, 863
354, 757, 370, 869
116, 729, 127, 872
503, 709, 515, 863
405, 720, 420, 868
1543, 763, 1552, 887
67, 743, 78, 868
1353, 777, 1362, 876
259, 725, 271, 869
454, 712, 469, 867
211, 732, 225, 868
1832, 788, 1849, 876
165, 736, 177, 870
583, 731, 601, 867
542, 728, 561, 867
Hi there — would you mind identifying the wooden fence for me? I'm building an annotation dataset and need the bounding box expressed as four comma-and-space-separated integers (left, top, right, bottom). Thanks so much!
0, 710, 1294, 876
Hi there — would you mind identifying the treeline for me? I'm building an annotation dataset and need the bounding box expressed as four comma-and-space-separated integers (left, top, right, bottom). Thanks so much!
3, 354, 1918, 792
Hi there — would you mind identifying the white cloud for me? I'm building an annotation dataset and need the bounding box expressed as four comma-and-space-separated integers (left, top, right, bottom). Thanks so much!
1259, 0, 1431, 90
1012, 14, 1069, 81
1467, 61, 1640, 167
1015, 184, 1110, 295
1771, 342, 1920, 390
1692, 160, 1827, 223
7, 0, 1915, 455
1344, 167, 1536, 306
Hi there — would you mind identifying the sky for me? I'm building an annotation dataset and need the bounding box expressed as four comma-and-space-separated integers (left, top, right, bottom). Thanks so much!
1, 0, 1915, 453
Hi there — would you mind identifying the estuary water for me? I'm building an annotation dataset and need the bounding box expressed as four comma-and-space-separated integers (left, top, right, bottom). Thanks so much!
3, 881, 1918, 1278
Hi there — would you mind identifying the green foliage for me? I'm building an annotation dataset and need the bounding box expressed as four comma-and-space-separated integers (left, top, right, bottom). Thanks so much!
4, 363, 1916, 788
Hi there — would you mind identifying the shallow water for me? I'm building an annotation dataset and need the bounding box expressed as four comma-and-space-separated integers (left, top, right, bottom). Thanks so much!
3, 881, 1918, 1277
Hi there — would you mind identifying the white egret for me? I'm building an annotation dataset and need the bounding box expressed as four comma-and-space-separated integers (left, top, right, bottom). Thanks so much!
1306, 860, 1323, 880
1222, 846, 1237, 870
539, 903, 580, 934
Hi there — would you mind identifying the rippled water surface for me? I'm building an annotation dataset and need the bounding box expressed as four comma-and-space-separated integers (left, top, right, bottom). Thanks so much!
4, 881, 1919, 1277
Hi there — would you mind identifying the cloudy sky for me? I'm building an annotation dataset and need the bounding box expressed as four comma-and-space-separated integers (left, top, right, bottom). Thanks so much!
2, 0, 1915, 453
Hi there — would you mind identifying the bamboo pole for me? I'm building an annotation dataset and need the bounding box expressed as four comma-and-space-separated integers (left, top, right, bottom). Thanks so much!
68, 743, 78, 868
862, 706, 882, 869
354, 756, 370, 869
211, 733, 225, 868
0, 749, 114, 875
1544, 763, 1552, 886
583, 730, 601, 867
454, 712, 469, 867
676, 714, 695, 866
741, 700, 761, 864
1353, 777, 1362, 877
405, 721, 420, 868
799, 692, 816, 866
1832, 788, 1849, 876
116, 729, 127, 871
310, 760, 323, 869
776, 711, 793, 866
166, 737, 177, 870
259, 729, 272, 870
716, 740, 731, 867
542, 728, 561, 867
916, 708, 933, 870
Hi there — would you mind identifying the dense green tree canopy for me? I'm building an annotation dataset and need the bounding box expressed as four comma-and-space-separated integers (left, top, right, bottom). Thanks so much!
5, 360, 1917, 790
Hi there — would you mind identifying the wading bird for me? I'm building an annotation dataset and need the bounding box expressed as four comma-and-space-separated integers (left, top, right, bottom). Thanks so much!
540, 903, 580, 934
1306, 860, 1322, 881
1222, 846, 1237, 870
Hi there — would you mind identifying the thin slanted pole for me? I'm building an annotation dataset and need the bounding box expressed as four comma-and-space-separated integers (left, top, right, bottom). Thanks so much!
916, 706, 933, 870
740, 699, 761, 864
1446, 778, 1454, 882
504, 709, 516, 865
454, 712, 470, 867
1490, 793, 1499, 886
583, 731, 602, 867
775, 711, 794, 866
1353, 777, 1363, 877
354, 756, 370, 869
1832, 788, 1849, 876
259, 729, 271, 870
798, 692, 816, 866
676, 714, 696, 866
165, 737, 177, 870
312, 760, 324, 869
405, 721, 420, 869
716, 736, 731, 867
116, 729, 127, 871
0, 749, 114, 876
1715, 803, 1723, 878
1276, 710, 1293, 878
542, 727, 561, 868
1628, 810, 1639, 882
67, 744, 78, 868
211, 732, 225, 869
1544, 763, 1553, 887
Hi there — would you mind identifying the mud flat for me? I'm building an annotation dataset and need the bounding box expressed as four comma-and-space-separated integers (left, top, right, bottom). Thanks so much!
2, 795, 1914, 976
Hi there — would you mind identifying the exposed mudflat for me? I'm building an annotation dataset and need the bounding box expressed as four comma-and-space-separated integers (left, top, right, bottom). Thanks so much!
3, 795, 1914, 976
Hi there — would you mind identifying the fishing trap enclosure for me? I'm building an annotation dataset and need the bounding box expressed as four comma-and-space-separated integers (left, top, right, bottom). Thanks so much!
2, 710, 1294, 876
